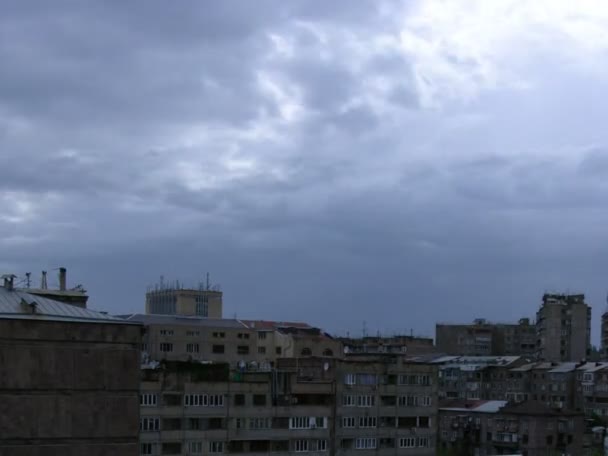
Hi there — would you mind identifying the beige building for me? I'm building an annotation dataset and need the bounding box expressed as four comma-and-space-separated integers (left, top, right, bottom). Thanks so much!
339, 334, 436, 356
121, 315, 341, 368
536, 293, 591, 362
145, 284, 223, 318
0, 275, 141, 455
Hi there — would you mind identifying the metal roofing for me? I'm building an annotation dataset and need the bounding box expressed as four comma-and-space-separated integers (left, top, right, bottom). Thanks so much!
577, 362, 608, 372
120, 313, 248, 328
0, 286, 125, 323
548, 362, 578, 373
440, 400, 508, 413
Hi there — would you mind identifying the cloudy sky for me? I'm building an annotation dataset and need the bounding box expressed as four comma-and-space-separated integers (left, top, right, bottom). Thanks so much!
2, 1, 608, 340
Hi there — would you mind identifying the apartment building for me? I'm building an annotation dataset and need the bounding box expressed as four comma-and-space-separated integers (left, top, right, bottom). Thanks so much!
438, 400, 585, 456
0, 275, 141, 455
436, 318, 536, 356
601, 310, 608, 358
575, 362, 608, 419
435, 356, 525, 401
339, 334, 436, 356
536, 293, 591, 362
122, 314, 341, 368
335, 355, 438, 455
138, 353, 438, 456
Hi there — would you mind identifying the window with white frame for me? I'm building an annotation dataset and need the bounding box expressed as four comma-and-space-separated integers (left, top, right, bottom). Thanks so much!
140, 417, 160, 431
358, 416, 377, 428
294, 440, 309, 452
184, 393, 224, 407
398, 395, 416, 407
344, 373, 356, 385
343, 394, 356, 406
140, 393, 157, 406
141, 442, 156, 455
209, 394, 224, 407
189, 441, 203, 454
159, 329, 174, 336
290, 417, 327, 429
312, 440, 327, 452
418, 437, 430, 447
186, 330, 200, 336
342, 417, 356, 428
399, 438, 416, 448
186, 343, 200, 353
159, 342, 173, 352
420, 396, 432, 406
357, 395, 375, 407
355, 438, 376, 449
249, 417, 271, 429
209, 441, 224, 453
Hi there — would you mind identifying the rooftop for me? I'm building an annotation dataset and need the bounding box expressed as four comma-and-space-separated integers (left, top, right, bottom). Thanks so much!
0, 286, 125, 324
439, 400, 508, 413
118, 313, 249, 328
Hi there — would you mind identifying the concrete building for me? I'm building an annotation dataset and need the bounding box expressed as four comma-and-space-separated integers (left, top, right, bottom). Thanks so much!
601, 309, 608, 358
339, 334, 436, 356
575, 362, 608, 420
145, 280, 223, 317
438, 400, 585, 456
436, 318, 536, 356
0, 275, 141, 455
121, 314, 341, 368
138, 353, 438, 456
536, 293, 591, 362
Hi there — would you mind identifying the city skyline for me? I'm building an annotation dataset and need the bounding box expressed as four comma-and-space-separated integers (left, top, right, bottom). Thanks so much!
3, 1, 608, 343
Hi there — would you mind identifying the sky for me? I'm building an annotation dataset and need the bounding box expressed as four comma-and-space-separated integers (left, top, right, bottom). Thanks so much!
2, 1, 608, 341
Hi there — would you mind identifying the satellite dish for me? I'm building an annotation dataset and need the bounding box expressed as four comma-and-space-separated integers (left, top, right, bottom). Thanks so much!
344, 346, 349, 354
323, 362, 329, 371
238, 360, 246, 371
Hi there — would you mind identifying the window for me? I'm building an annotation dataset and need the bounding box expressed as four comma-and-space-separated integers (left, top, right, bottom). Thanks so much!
420, 396, 432, 407
301, 347, 312, 356
249, 417, 272, 429
195, 295, 208, 317
418, 437, 430, 447
313, 440, 327, 452
253, 394, 266, 406
186, 343, 200, 353
258, 332, 267, 339
141, 443, 156, 454
357, 373, 377, 385
294, 440, 309, 453
209, 394, 224, 407
140, 417, 160, 431
237, 345, 249, 355
185, 394, 223, 407
398, 374, 431, 385
140, 393, 157, 406
398, 395, 417, 407
290, 417, 327, 429
359, 416, 377, 428
399, 438, 416, 448
141, 343, 148, 352
212, 344, 225, 354
213, 332, 225, 338
343, 394, 356, 406
258, 346, 266, 354
355, 438, 376, 449
189, 441, 203, 454
159, 329, 174, 336
342, 417, 356, 428
238, 333, 250, 339
186, 330, 200, 336
322, 348, 334, 357
357, 395, 375, 407
276, 347, 282, 355
159, 343, 173, 352
162, 443, 181, 454
236, 418, 244, 429
344, 373, 356, 385
209, 441, 224, 453
234, 394, 246, 406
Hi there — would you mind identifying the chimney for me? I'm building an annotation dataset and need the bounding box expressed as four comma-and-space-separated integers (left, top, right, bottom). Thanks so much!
2, 274, 15, 291
59, 267, 67, 291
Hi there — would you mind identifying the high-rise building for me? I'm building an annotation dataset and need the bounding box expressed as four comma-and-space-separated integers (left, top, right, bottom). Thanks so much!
536, 294, 591, 362
601, 307, 608, 358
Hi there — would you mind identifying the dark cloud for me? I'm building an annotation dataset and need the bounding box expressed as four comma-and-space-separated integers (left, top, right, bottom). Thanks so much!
2, 1, 608, 341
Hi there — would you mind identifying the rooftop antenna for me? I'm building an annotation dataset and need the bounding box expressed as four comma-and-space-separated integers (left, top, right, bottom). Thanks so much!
25, 272, 31, 288
206, 272, 210, 291
40, 271, 47, 290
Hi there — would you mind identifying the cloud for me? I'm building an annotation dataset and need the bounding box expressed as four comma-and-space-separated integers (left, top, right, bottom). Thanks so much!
2, 1, 608, 339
